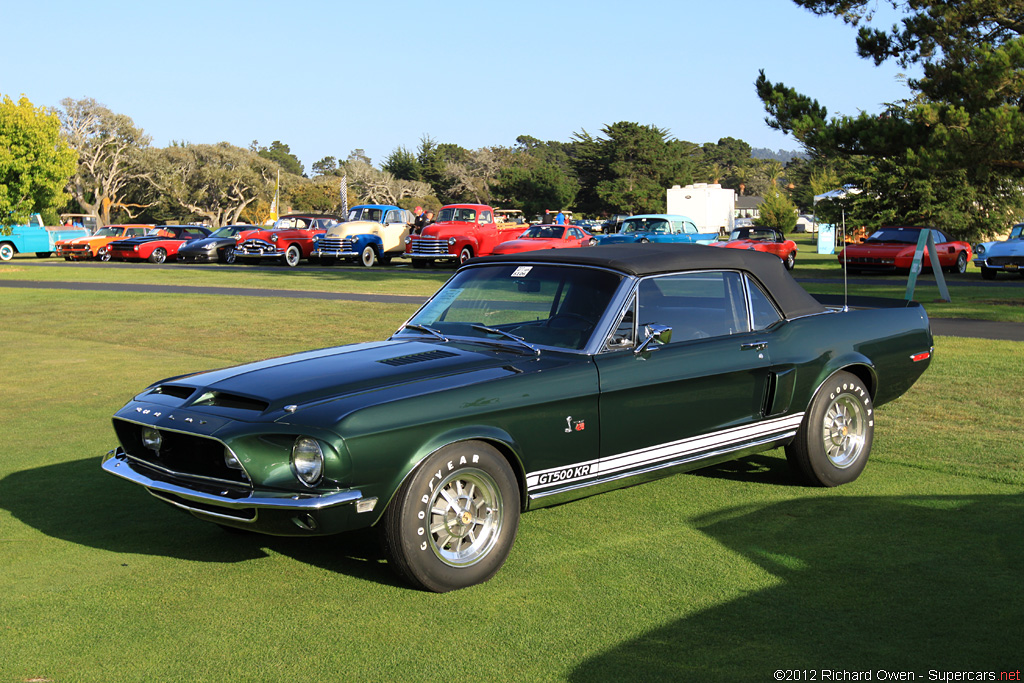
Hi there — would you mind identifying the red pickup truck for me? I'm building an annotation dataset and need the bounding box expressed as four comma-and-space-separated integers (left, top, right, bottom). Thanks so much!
405, 204, 524, 267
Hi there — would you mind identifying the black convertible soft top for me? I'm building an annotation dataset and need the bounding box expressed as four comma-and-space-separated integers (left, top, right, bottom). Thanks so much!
470, 243, 827, 319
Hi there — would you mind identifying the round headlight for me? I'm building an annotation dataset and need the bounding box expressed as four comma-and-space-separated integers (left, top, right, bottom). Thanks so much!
447, 237, 457, 246
291, 437, 324, 487
270, 233, 279, 243
141, 427, 162, 451
976, 244, 985, 255
404, 236, 411, 245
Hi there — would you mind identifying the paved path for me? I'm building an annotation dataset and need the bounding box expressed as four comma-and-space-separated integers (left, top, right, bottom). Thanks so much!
3, 278, 1021, 342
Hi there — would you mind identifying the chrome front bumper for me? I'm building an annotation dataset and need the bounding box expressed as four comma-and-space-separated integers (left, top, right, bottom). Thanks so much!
102, 448, 373, 535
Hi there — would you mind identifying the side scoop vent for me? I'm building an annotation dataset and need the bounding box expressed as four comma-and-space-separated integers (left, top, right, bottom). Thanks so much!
378, 350, 458, 366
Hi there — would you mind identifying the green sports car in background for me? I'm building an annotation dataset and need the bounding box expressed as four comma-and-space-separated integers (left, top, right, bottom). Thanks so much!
103, 244, 933, 592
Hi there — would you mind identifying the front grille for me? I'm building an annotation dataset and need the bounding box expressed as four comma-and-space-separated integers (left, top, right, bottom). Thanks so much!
410, 238, 451, 255
987, 256, 1024, 267
113, 419, 248, 484
318, 237, 354, 251
236, 239, 280, 256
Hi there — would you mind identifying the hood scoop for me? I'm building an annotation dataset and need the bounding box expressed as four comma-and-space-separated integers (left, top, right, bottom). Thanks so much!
377, 350, 458, 366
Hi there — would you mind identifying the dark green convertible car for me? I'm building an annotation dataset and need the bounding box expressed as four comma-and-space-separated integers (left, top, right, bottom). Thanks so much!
103, 244, 933, 591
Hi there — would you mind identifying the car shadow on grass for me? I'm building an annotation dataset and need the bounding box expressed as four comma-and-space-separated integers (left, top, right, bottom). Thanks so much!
0, 457, 404, 588
690, 451, 803, 487
568, 493, 1024, 681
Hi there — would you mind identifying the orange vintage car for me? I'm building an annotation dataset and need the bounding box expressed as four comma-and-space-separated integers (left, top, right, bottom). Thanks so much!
55, 224, 153, 261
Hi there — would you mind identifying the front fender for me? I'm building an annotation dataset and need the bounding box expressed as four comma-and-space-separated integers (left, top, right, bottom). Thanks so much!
350, 234, 384, 252
372, 425, 527, 525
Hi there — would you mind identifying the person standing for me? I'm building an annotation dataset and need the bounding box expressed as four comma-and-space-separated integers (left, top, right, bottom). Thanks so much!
555, 210, 565, 225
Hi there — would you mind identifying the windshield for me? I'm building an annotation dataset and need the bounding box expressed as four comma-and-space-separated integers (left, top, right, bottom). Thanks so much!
211, 226, 244, 238
622, 218, 669, 234
397, 264, 623, 351
437, 207, 477, 223
866, 228, 921, 244
1011, 224, 1024, 240
730, 228, 776, 241
94, 227, 120, 237
522, 226, 565, 239
347, 207, 383, 223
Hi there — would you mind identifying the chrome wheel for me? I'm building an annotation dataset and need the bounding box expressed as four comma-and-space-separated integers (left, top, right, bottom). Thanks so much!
149, 248, 167, 264
222, 247, 236, 264
427, 468, 503, 567
955, 251, 968, 274
0, 243, 15, 261
785, 250, 796, 270
822, 394, 867, 469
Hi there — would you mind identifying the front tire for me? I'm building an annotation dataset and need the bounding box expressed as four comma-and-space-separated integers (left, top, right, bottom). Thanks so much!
786, 371, 874, 487
282, 244, 301, 267
412, 259, 428, 269
0, 243, 15, 261
381, 441, 520, 592
360, 244, 377, 268
980, 264, 997, 280
148, 248, 167, 264
220, 247, 236, 264
458, 246, 473, 264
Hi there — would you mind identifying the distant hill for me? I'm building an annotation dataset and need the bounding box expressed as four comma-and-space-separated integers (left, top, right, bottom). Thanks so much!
751, 147, 808, 163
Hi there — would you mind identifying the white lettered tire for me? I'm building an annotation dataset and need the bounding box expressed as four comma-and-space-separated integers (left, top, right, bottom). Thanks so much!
785, 371, 874, 487
382, 441, 520, 592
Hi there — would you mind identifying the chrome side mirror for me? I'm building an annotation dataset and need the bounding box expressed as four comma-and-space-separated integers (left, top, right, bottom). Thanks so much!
634, 324, 672, 354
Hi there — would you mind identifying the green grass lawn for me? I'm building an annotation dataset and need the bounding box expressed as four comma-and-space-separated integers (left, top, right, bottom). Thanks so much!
0, 272, 1021, 682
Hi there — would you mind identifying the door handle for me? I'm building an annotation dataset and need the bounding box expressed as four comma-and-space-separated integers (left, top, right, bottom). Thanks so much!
741, 341, 768, 351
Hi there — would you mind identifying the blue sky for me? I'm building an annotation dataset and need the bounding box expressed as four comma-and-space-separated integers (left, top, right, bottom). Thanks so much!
3, 0, 914, 171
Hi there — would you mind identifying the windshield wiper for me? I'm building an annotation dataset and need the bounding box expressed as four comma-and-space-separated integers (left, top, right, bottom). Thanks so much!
471, 325, 540, 355
401, 324, 448, 342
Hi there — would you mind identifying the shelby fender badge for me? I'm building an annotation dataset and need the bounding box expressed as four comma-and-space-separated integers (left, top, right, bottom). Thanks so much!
564, 416, 586, 433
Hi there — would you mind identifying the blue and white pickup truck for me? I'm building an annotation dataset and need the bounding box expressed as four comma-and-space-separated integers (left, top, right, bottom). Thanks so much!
0, 214, 90, 261
311, 204, 415, 267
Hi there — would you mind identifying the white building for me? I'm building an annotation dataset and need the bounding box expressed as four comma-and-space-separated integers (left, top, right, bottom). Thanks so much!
666, 183, 736, 234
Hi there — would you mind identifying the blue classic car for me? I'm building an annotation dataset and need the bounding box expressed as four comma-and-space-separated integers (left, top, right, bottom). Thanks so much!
596, 214, 719, 246
102, 244, 933, 592
974, 223, 1024, 279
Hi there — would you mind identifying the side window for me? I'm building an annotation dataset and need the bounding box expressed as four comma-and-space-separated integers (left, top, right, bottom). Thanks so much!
747, 279, 782, 330
480, 210, 493, 224
932, 229, 945, 245
385, 210, 401, 224
637, 271, 749, 342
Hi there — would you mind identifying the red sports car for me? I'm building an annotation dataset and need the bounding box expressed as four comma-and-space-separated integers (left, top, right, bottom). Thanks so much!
108, 226, 212, 263
712, 227, 798, 270
838, 226, 972, 274
490, 224, 596, 255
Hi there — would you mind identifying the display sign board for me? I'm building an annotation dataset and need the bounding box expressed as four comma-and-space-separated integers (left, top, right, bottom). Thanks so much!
817, 224, 836, 254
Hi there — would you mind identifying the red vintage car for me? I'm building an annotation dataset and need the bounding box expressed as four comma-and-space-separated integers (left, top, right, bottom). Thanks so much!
838, 226, 973, 274
232, 214, 339, 267
108, 226, 212, 263
712, 227, 798, 270
490, 224, 596, 255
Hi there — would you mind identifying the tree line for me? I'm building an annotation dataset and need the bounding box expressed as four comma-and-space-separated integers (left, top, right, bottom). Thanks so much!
4, 1, 1022, 241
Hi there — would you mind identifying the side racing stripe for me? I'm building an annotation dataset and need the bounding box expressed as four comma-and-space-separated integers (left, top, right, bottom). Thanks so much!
525, 412, 805, 493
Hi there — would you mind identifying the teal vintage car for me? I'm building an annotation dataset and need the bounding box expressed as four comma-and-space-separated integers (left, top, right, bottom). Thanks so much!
102, 244, 933, 592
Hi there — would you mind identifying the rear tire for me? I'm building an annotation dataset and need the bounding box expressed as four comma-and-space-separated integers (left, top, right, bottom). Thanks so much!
381, 441, 520, 592
784, 250, 796, 270
786, 371, 873, 487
